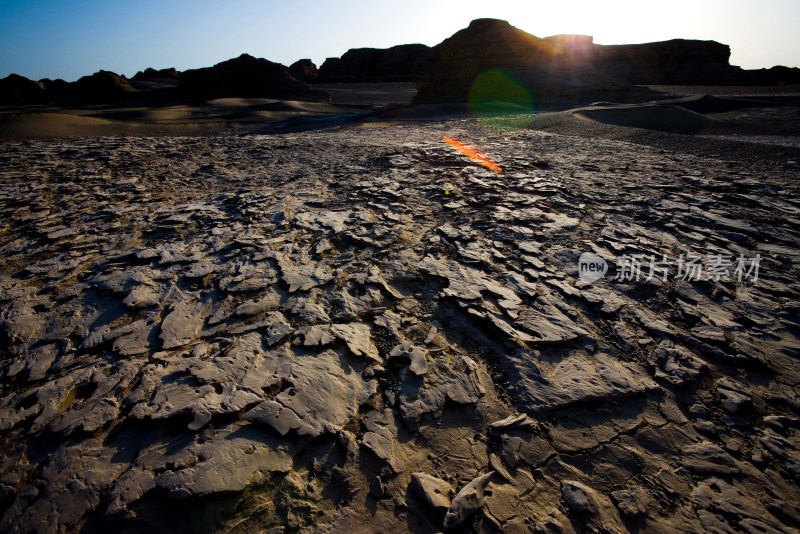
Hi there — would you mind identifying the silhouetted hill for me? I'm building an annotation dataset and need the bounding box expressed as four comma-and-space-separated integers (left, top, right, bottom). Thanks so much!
318, 44, 432, 82
2, 20, 799, 107
178, 54, 329, 101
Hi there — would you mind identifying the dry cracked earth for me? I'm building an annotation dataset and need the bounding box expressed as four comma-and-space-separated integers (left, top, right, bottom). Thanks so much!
0, 120, 799, 533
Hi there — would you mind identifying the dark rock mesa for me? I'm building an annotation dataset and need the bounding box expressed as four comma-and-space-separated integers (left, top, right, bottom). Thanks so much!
317, 44, 434, 82
2, 18, 799, 106
177, 54, 329, 101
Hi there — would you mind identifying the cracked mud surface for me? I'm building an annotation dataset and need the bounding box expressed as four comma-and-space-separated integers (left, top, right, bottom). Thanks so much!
0, 122, 799, 532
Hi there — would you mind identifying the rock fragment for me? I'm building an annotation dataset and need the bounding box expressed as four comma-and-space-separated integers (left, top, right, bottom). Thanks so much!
410, 472, 453, 511
330, 323, 381, 362
561, 480, 598, 515
443, 472, 494, 530
389, 343, 428, 376
159, 299, 209, 349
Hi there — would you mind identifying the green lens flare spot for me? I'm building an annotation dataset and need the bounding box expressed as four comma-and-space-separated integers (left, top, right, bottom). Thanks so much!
468, 69, 535, 132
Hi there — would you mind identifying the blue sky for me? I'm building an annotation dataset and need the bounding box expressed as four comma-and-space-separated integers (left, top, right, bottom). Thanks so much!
1, 0, 798, 81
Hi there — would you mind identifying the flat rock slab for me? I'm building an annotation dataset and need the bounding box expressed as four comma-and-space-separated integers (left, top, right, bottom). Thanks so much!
156, 424, 294, 499
245, 349, 376, 438
330, 323, 382, 362
503, 351, 658, 413
159, 299, 210, 349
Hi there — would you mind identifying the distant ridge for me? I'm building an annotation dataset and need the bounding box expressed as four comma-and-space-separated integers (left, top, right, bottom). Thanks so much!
178, 54, 328, 102
2, 18, 799, 105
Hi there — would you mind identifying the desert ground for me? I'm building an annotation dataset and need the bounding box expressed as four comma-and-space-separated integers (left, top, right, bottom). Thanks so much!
1, 84, 799, 533
0, 83, 419, 139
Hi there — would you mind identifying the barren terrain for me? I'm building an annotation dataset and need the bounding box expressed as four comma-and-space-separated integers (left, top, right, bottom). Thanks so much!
0, 108, 799, 533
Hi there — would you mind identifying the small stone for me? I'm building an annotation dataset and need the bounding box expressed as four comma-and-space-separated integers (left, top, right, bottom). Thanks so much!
188, 411, 212, 431
443, 471, 493, 530
488, 453, 513, 482
123, 284, 160, 308
389, 343, 428, 376
489, 413, 537, 432
561, 480, 598, 515
410, 472, 452, 511
369, 477, 385, 499
688, 403, 711, 419
611, 486, 650, 518
682, 441, 740, 474
718, 388, 751, 414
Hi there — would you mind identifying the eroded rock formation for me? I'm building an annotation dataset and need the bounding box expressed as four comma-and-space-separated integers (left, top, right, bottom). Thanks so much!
0, 74, 44, 104
178, 53, 329, 101
414, 18, 797, 103
596, 39, 736, 85
318, 44, 432, 81
73, 70, 139, 102
288, 59, 318, 82
130, 67, 181, 90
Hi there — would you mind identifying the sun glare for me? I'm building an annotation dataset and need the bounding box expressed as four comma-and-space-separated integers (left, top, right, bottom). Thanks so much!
443, 135, 503, 173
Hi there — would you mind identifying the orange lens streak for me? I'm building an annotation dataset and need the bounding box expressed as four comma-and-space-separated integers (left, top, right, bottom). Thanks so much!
443, 135, 502, 173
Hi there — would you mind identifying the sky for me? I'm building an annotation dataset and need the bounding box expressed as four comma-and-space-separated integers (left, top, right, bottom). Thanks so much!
1, 0, 798, 81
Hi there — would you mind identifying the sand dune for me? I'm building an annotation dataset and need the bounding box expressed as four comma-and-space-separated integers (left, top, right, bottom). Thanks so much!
0, 112, 122, 137
569, 94, 788, 133
314, 82, 418, 105
0, 99, 366, 137
573, 103, 715, 133
1, 88, 798, 168
0, 84, 419, 138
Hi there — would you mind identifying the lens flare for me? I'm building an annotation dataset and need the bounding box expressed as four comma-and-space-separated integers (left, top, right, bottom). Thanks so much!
443, 136, 502, 173
468, 69, 535, 132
